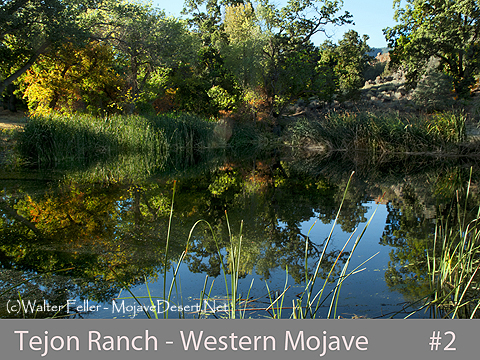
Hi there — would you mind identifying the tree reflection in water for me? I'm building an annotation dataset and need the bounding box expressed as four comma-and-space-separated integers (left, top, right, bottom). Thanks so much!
0, 156, 478, 318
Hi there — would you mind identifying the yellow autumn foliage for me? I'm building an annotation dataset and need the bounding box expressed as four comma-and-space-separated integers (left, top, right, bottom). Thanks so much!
22, 41, 125, 116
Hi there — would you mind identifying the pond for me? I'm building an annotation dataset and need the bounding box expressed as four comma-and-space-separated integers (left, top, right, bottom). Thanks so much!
1, 148, 479, 319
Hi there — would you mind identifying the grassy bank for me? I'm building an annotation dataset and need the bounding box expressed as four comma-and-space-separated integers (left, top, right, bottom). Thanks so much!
14, 109, 479, 172
20, 113, 167, 167
284, 110, 469, 154
18, 112, 217, 169
16, 111, 270, 174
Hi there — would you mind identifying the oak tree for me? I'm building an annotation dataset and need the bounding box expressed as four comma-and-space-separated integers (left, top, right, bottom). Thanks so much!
0, 0, 92, 96
384, 0, 480, 96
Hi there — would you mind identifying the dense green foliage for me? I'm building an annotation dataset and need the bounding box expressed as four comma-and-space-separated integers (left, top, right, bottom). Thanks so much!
384, 0, 480, 97
2, 0, 478, 123
1, 0, 375, 117
0, 0, 94, 95
21, 41, 125, 115
320, 30, 372, 101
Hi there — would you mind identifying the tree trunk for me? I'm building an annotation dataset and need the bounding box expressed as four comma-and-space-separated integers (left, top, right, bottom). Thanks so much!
5, 84, 16, 112
0, 42, 49, 96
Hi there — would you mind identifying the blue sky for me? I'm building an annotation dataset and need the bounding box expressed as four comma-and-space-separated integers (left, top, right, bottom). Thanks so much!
155, 0, 397, 48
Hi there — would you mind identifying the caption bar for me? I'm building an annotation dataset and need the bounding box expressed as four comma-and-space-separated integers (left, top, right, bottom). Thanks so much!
0, 319, 476, 360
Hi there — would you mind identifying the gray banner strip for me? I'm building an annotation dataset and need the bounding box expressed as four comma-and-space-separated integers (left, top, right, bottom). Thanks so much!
0, 319, 477, 360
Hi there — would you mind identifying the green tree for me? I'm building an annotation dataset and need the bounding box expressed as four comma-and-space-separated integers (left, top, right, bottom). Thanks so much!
317, 31, 371, 102
223, 3, 265, 92
269, 41, 323, 111
166, 46, 240, 117
258, 0, 353, 113
182, 0, 244, 46
2, 1, 198, 114
334, 30, 371, 100
22, 41, 124, 115
181, 0, 352, 115
0, 0, 92, 96
384, 0, 480, 97
90, 1, 198, 112
316, 41, 340, 103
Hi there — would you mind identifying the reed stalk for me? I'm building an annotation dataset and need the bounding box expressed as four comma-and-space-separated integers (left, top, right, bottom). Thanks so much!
110, 173, 377, 319
426, 168, 480, 318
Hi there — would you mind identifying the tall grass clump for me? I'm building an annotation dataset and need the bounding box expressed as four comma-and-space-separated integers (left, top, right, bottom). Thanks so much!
146, 112, 218, 171
227, 121, 273, 152
148, 112, 214, 152
286, 110, 467, 154
426, 174, 480, 319
425, 111, 466, 144
162, 212, 251, 319
20, 113, 168, 167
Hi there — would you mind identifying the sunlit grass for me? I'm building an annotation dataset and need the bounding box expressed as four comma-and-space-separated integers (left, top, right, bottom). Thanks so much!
425, 171, 480, 319
20, 113, 167, 167
286, 110, 468, 154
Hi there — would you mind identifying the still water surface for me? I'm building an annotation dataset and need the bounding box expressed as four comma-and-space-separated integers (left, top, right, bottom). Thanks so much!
0, 153, 476, 318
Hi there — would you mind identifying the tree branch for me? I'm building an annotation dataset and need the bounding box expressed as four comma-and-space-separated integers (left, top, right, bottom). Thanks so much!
0, 198, 43, 237
0, 42, 49, 95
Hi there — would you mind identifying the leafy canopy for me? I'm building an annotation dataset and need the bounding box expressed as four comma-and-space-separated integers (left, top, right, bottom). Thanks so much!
384, 0, 480, 96
22, 41, 124, 115
0, 0, 95, 95
180, 0, 353, 114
